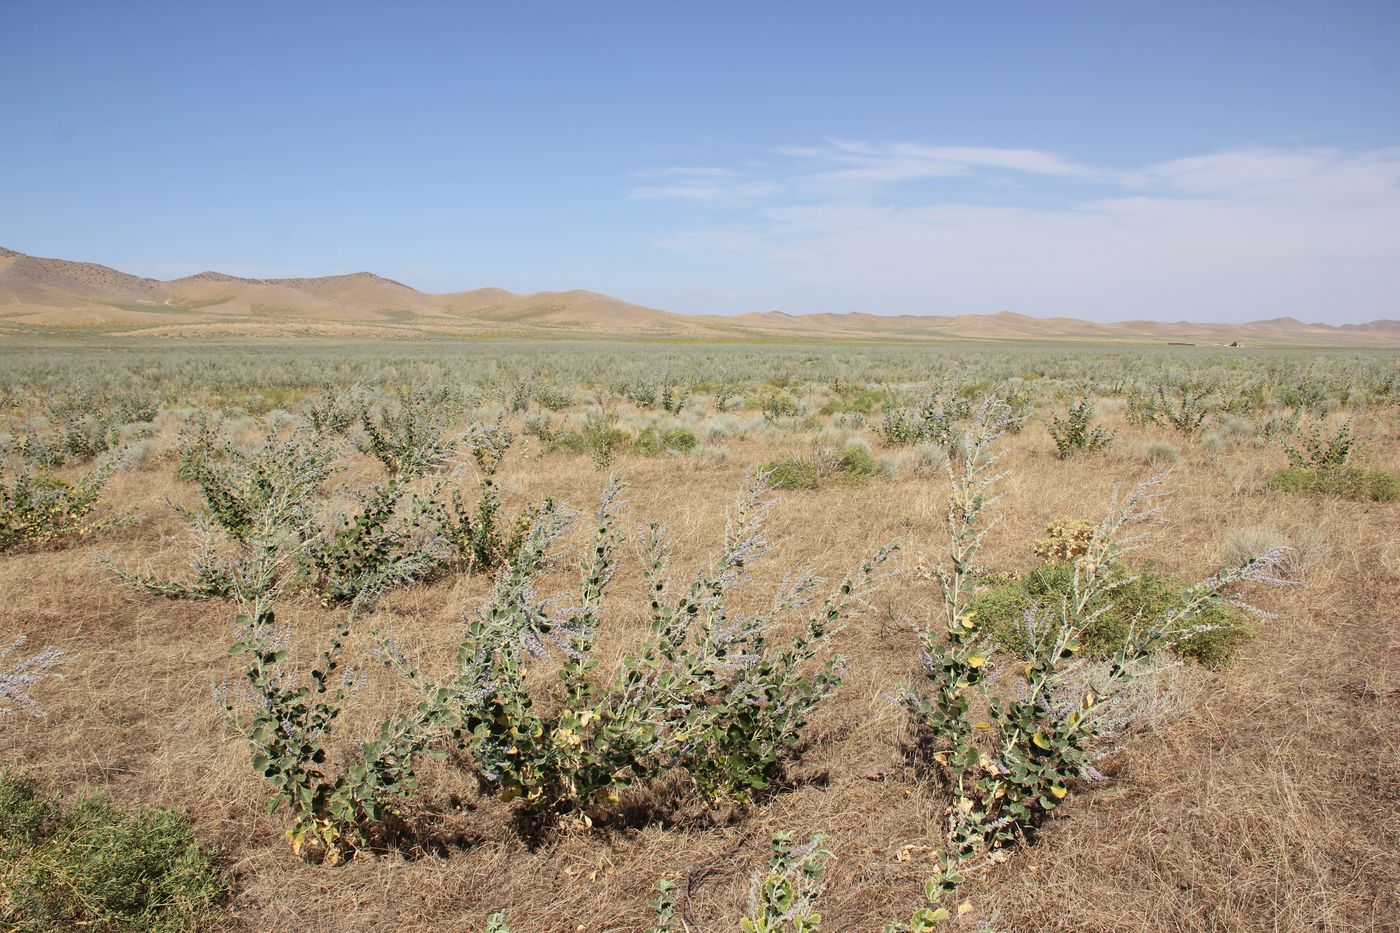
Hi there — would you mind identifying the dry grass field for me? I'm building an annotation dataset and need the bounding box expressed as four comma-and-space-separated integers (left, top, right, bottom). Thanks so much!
0, 338, 1396, 932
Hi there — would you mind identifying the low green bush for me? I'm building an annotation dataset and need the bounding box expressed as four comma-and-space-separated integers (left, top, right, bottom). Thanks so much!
634, 425, 698, 456
0, 459, 121, 553
972, 560, 1253, 669
1266, 465, 1398, 502
761, 444, 879, 490
759, 456, 822, 490
837, 443, 880, 479
0, 772, 223, 932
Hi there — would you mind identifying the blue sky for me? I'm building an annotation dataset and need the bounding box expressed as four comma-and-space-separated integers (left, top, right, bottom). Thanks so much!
3, 0, 1398, 323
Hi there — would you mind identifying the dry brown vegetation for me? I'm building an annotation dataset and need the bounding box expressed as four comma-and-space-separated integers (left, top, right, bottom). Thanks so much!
1, 339, 1396, 932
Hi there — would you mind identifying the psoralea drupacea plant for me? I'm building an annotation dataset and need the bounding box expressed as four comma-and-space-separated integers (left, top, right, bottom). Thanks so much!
0, 457, 121, 553
904, 435, 1289, 865
305, 480, 447, 606
738, 832, 832, 933
1280, 418, 1353, 469
359, 396, 462, 480
414, 473, 894, 822
1047, 398, 1113, 458
108, 427, 336, 601
220, 598, 463, 863
426, 422, 546, 574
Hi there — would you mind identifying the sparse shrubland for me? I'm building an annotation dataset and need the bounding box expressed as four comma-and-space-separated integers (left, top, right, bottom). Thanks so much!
1, 338, 1393, 931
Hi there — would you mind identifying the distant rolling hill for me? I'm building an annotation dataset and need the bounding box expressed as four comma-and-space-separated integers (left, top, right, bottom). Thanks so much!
1, 246, 1396, 346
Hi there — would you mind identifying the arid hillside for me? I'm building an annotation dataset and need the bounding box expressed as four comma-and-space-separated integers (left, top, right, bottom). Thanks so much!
2, 246, 1396, 346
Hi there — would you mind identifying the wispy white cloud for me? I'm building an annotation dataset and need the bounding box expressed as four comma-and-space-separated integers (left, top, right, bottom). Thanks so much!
780, 139, 1097, 186
631, 165, 737, 179
628, 180, 780, 202
637, 143, 1400, 322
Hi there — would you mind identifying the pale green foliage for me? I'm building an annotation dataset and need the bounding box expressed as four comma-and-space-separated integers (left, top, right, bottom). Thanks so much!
220, 600, 460, 863
416, 474, 894, 820
0, 457, 121, 553
739, 833, 832, 933
1047, 398, 1113, 458
900, 399, 1284, 918
1280, 418, 1352, 469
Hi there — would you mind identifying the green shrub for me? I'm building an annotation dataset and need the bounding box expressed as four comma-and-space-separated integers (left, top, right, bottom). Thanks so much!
0, 772, 223, 932
532, 385, 573, 411
819, 381, 890, 415
359, 399, 460, 480
428, 424, 547, 574
634, 425, 698, 456
1280, 419, 1352, 469
582, 411, 627, 469
416, 477, 893, 821
222, 602, 458, 862
760, 456, 822, 491
902, 401, 1282, 883
1047, 398, 1113, 458
972, 560, 1253, 668
0, 459, 120, 553
837, 443, 880, 479
1267, 465, 1398, 502
544, 430, 588, 455
305, 481, 445, 606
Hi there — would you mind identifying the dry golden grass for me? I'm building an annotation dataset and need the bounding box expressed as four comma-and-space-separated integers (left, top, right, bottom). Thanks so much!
2, 410, 1396, 932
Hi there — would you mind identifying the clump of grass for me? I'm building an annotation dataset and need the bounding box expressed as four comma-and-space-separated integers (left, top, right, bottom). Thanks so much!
1218, 526, 1289, 571
1284, 524, 1332, 580
971, 560, 1254, 669
759, 455, 822, 490
687, 443, 731, 466
1266, 465, 1398, 502
1143, 441, 1181, 469
634, 425, 698, 456
880, 442, 951, 480
0, 772, 224, 932
761, 441, 879, 490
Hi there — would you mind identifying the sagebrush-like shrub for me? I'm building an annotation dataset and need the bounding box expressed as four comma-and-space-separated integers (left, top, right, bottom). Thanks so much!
1143, 441, 1181, 469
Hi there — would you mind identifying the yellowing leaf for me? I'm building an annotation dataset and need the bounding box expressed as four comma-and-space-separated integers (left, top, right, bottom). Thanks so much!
966, 655, 986, 668
1032, 731, 1051, 750
1050, 785, 1068, 799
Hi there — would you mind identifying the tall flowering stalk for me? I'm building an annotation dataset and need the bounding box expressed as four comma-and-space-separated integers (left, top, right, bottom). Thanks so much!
893, 401, 1288, 928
